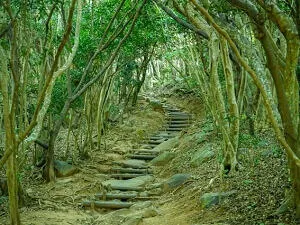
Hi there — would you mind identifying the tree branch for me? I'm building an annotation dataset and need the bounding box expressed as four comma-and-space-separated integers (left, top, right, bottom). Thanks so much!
152, 0, 208, 39
190, 0, 300, 165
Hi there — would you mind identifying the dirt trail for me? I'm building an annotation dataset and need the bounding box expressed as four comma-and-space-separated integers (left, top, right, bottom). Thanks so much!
0, 98, 200, 225
79, 102, 194, 224
1, 95, 296, 225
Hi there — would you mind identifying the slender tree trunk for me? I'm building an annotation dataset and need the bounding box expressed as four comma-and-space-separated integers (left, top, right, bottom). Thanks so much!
132, 70, 147, 106
44, 100, 71, 182
64, 110, 73, 160
220, 37, 239, 171
0, 42, 21, 224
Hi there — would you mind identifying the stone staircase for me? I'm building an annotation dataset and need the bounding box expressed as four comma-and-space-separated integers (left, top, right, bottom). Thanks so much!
81, 103, 192, 210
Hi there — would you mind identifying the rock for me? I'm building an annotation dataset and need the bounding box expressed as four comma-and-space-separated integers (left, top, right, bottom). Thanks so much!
116, 159, 148, 169
98, 202, 159, 225
54, 160, 79, 177
148, 183, 162, 190
150, 151, 175, 166
139, 191, 149, 197
152, 137, 179, 153
191, 148, 214, 167
199, 191, 236, 209
142, 207, 160, 218
147, 187, 163, 196
162, 174, 191, 191
103, 175, 154, 190
123, 216, 142, 225
130, 201, 153, 210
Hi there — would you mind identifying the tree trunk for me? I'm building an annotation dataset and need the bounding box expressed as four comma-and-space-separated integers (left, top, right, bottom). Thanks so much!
44, 100, 71, 182
290, 159, 300, 217
220, 37, 239, 171
6, 146, 20, 225
132, 70, 146, 106
0, 45, 21, 224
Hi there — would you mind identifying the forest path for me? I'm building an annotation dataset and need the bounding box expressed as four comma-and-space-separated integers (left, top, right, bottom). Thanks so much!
2, 98, 204, 225
6, 95, 296, 225
80, 102, 195, 224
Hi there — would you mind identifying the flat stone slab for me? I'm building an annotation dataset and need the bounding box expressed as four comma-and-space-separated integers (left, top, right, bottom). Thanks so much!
191, 148, 215, 167
163, 174, 191, 191
150, 151, 175, 166
199, 191, 237, 209
103, 175, 154, 191
152, 137, 179, 153
114, 159, 148, 169
82, 200, 133, 209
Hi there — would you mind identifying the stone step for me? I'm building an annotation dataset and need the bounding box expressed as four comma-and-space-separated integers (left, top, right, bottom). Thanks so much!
148, 140, 165, 145
158, 130, 180, 133
82, 200, 133, 209
168, 112, 190, 116
111, 167, 152, 174
110, 173, 146, 179
102, 175, 153, 192
167, 124, 190, 128
168, 120, 191, 124
169, 116, 191, 120
134, 150, 160, 155
165, 128, 184, 132
128, 154, 157, 160
169, 119, 190, 123
168, 115, 190, 119
164, 108, 181, 112
113, 159, 148, 169
95, 193, 137, 200
140, 144, 157, 149
148, 135, 174, 140
104, 185, 144, 192
147, 137, 167, 141
166, 110, 182, 113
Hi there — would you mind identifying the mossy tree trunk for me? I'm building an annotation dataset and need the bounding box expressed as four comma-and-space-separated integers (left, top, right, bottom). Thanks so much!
0, 46, 21, 225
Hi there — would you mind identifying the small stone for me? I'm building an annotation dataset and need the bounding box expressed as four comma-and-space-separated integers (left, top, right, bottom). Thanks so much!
54, 160, 79, 177
148, 183, 162, 190
148, 188, 163, 196
130, 201, 153, 210
152, 137, 179, 153
199, 191, 236, 209
142, 207, 160, 218
139, 192, 149, 197
191, 148, 214, 167
162, 174, 191, 191
150, 152, 175, 166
